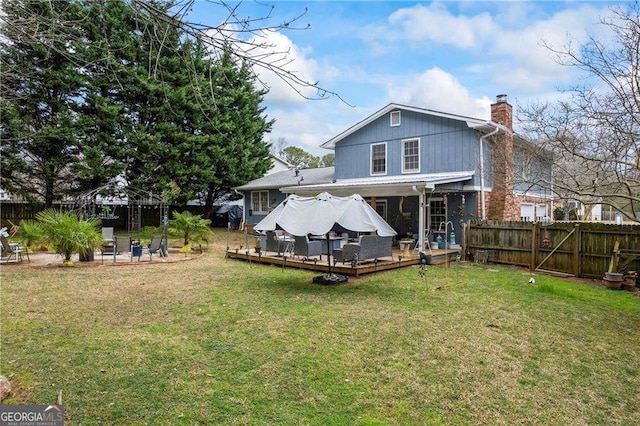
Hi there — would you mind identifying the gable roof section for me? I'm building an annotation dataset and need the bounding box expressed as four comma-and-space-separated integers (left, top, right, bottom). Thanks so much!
321, 103, 504, 149
266, 154, 292, 174
235, 167, 335, 191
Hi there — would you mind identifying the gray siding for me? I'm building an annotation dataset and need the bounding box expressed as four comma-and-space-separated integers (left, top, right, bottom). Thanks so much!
513, 149, 553, 196
334, 110, 482, 184
244, 189, 288, 225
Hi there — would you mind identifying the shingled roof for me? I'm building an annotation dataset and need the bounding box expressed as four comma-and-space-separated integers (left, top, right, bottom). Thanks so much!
235, 167, 335, 191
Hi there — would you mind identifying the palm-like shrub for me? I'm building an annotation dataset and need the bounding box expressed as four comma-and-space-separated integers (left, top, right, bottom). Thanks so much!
168, 211, 213, 247
36, 210, 103, 265
10, 219, 44, 252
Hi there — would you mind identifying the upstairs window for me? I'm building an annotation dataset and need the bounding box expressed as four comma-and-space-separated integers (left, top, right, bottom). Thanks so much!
390, 110, 401, 127
371, 143, 387, 175
402, 138, 420, 173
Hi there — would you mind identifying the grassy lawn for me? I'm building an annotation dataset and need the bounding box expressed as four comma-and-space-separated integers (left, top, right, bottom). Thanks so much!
1, 231, 639, 425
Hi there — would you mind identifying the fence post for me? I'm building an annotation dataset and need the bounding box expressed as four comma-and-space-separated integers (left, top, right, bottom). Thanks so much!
573, 223, 581, 276
462, 221, 468, 261
531, 222, 538, 271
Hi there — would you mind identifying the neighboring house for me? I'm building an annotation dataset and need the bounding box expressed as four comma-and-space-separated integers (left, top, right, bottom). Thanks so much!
188, 153, 291, 210
266, 154, 292, 175
237, 95, 553, 250
562, 200, 628, 223
0, 188, 11, 201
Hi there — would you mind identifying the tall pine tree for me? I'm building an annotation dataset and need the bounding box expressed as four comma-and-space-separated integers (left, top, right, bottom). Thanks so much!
1, 0, 89, 206
2, 1, 274, 213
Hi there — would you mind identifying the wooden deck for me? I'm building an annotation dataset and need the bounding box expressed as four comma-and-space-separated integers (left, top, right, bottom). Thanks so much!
226, 247, 461, 277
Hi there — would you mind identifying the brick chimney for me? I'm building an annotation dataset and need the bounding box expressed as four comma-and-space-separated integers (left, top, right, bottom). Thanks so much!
491, 94, 512, 132
487, 94, 519, 221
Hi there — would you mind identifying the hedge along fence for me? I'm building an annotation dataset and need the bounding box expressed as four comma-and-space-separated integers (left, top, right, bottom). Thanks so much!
466, 221, 640, 279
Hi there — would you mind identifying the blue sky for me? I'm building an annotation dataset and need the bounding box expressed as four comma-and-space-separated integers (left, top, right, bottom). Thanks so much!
193, 1, 623, 156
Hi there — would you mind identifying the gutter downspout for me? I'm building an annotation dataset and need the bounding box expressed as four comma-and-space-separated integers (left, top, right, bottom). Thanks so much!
234, 189, 246, 231
479, 126, 500, 220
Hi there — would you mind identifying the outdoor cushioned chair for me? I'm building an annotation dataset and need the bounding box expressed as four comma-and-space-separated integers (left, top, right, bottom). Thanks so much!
293, 235, 323, 260
336, 235, 393, 265
266, 230, 293, 256
0, 235, 24, 264
265, 231, 281, 254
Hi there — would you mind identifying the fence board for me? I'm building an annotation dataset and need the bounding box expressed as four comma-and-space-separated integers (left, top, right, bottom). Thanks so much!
1, 202, 215, 232
467, 221, 640, 278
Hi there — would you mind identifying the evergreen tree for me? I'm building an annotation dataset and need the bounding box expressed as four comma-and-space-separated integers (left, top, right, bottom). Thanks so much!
2, 0, 274, 215
1, 0, 89, 206
71, 1, 136, 192
199, 48, 273, 216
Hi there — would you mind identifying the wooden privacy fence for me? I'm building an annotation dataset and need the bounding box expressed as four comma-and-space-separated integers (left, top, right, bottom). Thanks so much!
466, 221, 640, 279
0, 202, 211, 231
0, 202, 41, 224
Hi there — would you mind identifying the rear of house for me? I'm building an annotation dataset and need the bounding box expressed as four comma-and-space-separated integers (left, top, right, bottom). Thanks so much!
237, 95, 554, 251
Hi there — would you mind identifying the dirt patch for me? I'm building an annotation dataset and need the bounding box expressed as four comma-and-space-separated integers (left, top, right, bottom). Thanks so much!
6, 248, 203, 268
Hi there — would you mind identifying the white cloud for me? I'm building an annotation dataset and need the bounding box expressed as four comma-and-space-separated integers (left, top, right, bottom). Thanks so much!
386, 67, 492, 119
488, 5, 610, 89
370, 2, 614, 91
387, 2, 495, 48
246, 31, 321, 104
267, 101, 354, 155
205, 26, 334, 104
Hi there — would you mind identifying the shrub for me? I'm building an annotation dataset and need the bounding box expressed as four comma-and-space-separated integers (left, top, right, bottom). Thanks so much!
36, 210, 103, 266
168, 211, 213, 247
10, 219, 44, 252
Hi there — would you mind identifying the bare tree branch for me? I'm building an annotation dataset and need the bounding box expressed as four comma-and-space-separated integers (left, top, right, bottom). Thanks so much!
520, 1, 640, 222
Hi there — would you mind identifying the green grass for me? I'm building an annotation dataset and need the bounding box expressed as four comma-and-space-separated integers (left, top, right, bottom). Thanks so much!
1, 232, 639, 425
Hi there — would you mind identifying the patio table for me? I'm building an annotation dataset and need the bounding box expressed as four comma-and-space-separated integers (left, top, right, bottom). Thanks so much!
309, 236, 343, 254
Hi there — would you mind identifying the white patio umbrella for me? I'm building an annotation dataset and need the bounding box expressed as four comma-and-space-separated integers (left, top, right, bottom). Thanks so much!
254, 192, 397, 282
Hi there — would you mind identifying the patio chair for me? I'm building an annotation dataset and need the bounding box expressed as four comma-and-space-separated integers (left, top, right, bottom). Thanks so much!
143, 235, 168, 260
102, 227, 114, 242
293, 235, 322, 260
0, 235, 24, 264
103, 236, 131, 263
413, 229, 433, 256
265, 230, 292, 256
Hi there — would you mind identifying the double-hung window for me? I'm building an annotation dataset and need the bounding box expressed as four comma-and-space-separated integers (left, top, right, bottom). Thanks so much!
371, 143, 387, 175
251, 191, 269, 214
429, 199, 446, 230
402, 138, 420, 173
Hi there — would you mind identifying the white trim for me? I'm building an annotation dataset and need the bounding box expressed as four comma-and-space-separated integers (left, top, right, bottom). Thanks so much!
370, 142, 387, 176
321, 103, 507, 149
463, 185, 492, 192
513, 190, 555, 199
280, 171, 475, 197
401, 138, 420, 174
390, 110, 401, 127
